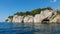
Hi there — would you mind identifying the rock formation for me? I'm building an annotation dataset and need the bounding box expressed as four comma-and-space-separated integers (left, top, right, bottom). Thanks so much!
6, 9, 58, 24
24, 15, 34, 23
12, 15, 24, 23
50, 15, 60, 23
34, 10, 56, 24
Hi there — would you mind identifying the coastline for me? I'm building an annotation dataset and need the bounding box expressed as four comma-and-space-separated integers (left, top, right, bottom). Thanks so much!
5, 8, 60, 24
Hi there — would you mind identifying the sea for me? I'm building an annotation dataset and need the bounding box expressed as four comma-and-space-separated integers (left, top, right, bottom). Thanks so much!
0, 22, 60, 34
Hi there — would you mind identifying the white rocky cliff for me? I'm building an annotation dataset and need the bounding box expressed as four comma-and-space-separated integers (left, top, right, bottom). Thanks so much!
34, 10, 57, 23
50, 15, 60, 23
24, 15, 34, 23
6, 10, 58, 23
12, 15, 24, 23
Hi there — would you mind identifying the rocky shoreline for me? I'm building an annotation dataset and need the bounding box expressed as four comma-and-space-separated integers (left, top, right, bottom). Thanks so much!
6, 9, 60, 24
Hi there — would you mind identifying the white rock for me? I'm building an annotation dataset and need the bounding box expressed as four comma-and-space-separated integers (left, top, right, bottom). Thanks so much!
6, 10, 57, 24
34, 10, 55, 23
50, 15, 60, 23
18, 16, 24, 23
24, 15, 34, 23
34, 14, 43, 23
12, 15, 24, 23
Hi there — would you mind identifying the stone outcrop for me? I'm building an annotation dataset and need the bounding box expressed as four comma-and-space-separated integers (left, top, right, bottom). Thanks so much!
24, 15, 34, 23
34, 10, 56, 23
34, 14, 42, 23
12, 15, 24, 23
50, 15, 60, 23
6, 10, 58, 23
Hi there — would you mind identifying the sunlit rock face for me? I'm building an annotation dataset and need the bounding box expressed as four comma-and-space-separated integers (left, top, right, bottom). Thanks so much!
24, 15, 34, 23
12, 15, 24, 23
50, 15, 60, 23
34, 10, 56, 23
6, 9, 57, 24
34, 14, 43, 23
18, 16, 24, 23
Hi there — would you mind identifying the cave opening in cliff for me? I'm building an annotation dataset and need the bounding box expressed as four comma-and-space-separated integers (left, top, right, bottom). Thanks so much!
42, 18, 49, 24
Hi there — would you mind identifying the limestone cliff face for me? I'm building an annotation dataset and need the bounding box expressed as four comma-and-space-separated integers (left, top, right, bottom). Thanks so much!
6, 10, 57, 23
34, 14, 42, 23
24, 15, 34, 23
50, 15, 60, 23
12, 15, 24, 23
34, 10, 56, 23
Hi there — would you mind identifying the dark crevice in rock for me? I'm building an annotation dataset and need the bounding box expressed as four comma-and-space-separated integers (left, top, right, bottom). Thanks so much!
41, 18, 49, 24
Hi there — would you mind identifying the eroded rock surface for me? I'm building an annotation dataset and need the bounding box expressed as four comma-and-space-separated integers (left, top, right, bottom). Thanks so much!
24, 15, 34, 23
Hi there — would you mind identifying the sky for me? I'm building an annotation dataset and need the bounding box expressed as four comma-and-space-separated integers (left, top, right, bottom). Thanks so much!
0, 0, 60, 22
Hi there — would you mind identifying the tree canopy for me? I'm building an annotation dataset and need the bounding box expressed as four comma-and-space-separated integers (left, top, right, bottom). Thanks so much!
8, 16, 13, 19
7, 7, 53, 19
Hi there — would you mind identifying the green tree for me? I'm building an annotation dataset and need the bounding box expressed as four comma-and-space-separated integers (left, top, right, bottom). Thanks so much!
14, 12, 24, 16
8, 16, 13, 19
5, 16, 13, 22
31, 8, 41, 16
46, 7, 52, 10
23, 11, 31, 16
41, 7, 52, 11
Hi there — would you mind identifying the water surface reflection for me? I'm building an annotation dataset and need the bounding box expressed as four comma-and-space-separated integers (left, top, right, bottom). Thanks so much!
0, 22, 60, 34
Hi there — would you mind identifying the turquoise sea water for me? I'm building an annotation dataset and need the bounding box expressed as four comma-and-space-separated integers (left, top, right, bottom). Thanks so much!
0, 22, 60, 34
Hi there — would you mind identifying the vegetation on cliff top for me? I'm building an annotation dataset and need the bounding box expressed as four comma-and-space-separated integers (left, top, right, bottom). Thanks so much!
5, 7, 53, 21
14, 7, 52, 16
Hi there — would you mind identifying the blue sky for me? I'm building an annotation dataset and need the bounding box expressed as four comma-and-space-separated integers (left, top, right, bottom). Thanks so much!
0, 0, 60, 22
